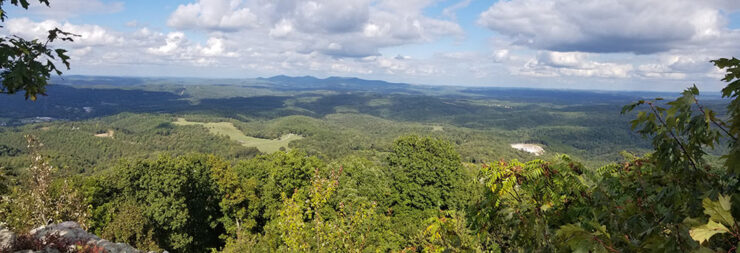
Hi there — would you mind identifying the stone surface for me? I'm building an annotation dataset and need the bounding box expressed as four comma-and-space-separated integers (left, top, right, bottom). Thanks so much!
0, 224, 16, 252
5, 222, 150, 253
510, 143, 545, 156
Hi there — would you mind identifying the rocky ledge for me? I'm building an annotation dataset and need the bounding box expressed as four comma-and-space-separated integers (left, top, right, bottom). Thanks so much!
0, 222, 157, 253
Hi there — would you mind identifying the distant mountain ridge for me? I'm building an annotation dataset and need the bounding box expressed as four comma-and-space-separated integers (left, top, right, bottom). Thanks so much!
48, 74, 720, 100
257, 75, 413, 93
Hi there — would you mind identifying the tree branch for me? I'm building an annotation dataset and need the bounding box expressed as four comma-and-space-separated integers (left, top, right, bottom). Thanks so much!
694, 98, 737, 142
647, 102, 699, 171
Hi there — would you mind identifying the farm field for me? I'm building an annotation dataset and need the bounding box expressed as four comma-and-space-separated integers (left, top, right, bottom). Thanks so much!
173, 118, 303, 153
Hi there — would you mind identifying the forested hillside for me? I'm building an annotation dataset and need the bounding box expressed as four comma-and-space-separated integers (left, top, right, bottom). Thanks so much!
1, 75, 680, 174
1, 0, 739, 251
0, 58, 737, 252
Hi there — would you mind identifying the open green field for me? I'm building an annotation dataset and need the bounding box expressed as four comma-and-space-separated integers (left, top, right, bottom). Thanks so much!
174, 118, 303, 153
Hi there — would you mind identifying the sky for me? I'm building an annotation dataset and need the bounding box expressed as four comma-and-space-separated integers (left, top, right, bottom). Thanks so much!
6, 0, 740, 91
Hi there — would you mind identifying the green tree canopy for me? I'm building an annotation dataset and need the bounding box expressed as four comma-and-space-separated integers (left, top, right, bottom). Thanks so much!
387, 135, 467, 211
231, 150, 325, 233
386, 135, 470, 238
91, 154, 226, 253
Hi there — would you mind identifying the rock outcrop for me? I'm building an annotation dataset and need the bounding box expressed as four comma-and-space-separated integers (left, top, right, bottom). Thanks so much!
0, 225, 16, 252
0, 222, 156, 253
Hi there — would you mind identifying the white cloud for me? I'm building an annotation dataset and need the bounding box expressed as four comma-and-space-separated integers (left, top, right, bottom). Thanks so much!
5, 18, 123, 47
637, 64, 687, 79
635, 54, 719, 79
199, 37, 239, 57
166, 0, 462, 57
478, 0, 739, 54
269, 19, 293, 38
5, 0, 737, 91
168, 0, 258, 32
287, 0, 371, 34
147, 32, 186, 55
514, 51, 634, 78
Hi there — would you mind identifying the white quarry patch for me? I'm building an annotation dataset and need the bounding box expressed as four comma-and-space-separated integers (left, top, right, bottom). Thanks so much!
510, 143, 545, 156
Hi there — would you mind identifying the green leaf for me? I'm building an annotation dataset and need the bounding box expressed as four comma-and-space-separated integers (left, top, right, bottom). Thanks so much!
690, 220, 730, 244
556, 222, 611, 253
703, 195, 735, 226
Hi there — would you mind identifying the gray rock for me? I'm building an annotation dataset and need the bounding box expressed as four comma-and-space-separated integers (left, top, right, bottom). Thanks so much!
19, 222, 145, 253
0, 224, 16, 252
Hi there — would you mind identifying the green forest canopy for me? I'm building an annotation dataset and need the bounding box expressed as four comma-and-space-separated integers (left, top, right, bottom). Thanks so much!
1, 2, 740, 251
1, 58, 740, 252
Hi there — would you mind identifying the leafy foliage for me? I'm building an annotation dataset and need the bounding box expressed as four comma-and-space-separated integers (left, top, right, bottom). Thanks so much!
3, 42, 740, 252
99, 200, 161, 252
230, 150, 325, 234
267, 168, 385, 252
464, 58, 740, 252
385, 135, 472, 239
710, 57, 740, 173
411, 211, 482, 253
0, 0, 77, 100
470, 155, 589, 251
0, 135, 89, 232
88, 154, 225, 252
688, 195, 740, 250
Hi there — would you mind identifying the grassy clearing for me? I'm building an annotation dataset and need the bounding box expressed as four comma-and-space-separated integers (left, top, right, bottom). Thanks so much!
173, 118, 303, 153
94, 130, 114, 138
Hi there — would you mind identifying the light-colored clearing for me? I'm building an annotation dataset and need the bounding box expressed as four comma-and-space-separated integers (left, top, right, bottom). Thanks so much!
431, 126, 444, 131
511, 143, 545, 156
94, 130, 114, 138
173, 118, 303, 153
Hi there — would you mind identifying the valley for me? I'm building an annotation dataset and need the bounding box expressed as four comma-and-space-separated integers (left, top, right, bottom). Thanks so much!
0, 75, 683, 174
0, 75, 732, 252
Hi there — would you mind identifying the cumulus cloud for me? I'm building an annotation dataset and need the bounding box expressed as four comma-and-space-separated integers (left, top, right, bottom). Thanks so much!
3, 17, 242, 68
147, 32, 186, 55
166, 0, 462, 57
635, 54, 722, 79
168, 0, 259, 32
514, 51, 634, 78
478, 0, 739, 54
5, 18, 123, 47
283, 0, 371, 34
5, 0, 737, 90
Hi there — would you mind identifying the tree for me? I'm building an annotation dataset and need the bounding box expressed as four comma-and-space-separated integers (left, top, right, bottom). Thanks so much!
470, 155, 589, 251
411, 211, 482, 253
0, 135, 89, 232
386, 135, 469, 237
210, 156, 259, 240
266, 168, 390, 253
92, 154, 226, 253
100, 200, 161, 252
709, 57, 740, 173
231, 150, 325, 234
0, 0, 76, 100
467, 57, 740, 252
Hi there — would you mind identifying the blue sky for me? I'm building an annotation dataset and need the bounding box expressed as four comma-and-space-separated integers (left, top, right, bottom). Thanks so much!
6, 0, 740, 91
